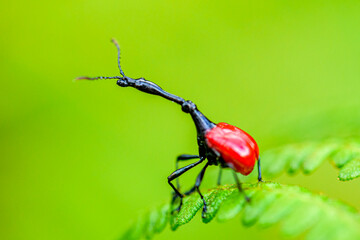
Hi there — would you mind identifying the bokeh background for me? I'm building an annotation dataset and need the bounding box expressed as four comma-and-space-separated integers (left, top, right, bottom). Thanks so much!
1, 1, 360, 239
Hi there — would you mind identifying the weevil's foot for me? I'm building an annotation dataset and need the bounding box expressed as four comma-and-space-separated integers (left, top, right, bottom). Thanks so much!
244, 195, 251, 203
257, 179, 270, 186
258, 178, 264, 183
201, 205, 208, 218
171, 191, 185, 204
171, 193, 178, 204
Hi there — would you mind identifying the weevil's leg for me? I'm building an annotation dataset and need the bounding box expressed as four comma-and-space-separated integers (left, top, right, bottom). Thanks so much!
257, 157, 263, 182
187, 163, 220, 198
168, 157, 205, 213
182, 151, 221, 198
184, 185, 196, 196
175, 154, 199, 189
232, 171, 250, 202
217, 167, 222, 186
194, 162, 210, 218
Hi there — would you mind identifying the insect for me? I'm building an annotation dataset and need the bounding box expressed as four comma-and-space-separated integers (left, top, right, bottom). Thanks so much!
77, 39, 263, 217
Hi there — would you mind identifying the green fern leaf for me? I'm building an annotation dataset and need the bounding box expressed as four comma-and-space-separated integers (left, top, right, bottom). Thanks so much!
241, 190, 280, 227
339, 157, 360, 181
120, 182, 360, 240
261, 139, 360, 181
201, 185, 235, 223
153, 204, 170, 233
216, 189, 254, 222
120, 214, 146, 240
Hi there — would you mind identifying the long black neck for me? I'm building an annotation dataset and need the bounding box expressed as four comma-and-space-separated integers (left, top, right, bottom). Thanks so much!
117, 77, 215, 136
189, 109, 215, 135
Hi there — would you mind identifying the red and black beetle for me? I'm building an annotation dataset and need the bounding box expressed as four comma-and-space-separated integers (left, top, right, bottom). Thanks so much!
77, 39, 262, 217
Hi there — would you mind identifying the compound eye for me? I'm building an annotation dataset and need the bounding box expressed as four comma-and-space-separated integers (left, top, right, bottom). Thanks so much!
117, 79, 128, 87
182, 103, 189, 112
182, 101, 196, 113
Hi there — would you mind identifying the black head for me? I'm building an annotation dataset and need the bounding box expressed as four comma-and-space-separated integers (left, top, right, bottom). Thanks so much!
116, 78, 128, 87
182, 100, 197, 114
117, 77, 139, 88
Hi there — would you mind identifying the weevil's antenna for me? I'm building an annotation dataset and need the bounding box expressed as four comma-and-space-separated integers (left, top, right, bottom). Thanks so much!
74, 76, 121, 81
111, 38, 125, 77
75, 39, 125, 81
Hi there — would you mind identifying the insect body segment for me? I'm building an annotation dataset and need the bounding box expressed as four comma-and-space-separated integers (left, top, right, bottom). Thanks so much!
77, 39, 263, 218
206, 122, 259, 175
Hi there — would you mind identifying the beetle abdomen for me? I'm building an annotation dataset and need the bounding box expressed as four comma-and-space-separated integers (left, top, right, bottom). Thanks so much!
205, 122, 259, 175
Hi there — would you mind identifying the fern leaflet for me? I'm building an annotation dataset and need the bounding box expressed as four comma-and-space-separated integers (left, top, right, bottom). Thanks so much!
261, 139, 360, 181
120, 182, 360, 240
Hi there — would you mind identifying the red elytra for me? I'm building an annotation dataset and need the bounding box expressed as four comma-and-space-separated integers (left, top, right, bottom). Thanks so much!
205, 122, 259, 175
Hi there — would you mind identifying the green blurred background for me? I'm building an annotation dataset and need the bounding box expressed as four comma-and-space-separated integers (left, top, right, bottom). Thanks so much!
1, 1, 360, 239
